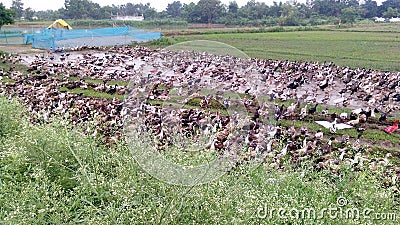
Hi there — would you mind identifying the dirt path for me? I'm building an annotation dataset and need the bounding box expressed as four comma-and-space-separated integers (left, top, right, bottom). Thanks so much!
0, 44, 46, 54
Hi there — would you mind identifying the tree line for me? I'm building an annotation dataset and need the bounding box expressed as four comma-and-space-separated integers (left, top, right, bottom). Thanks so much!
4, 0, 400, 26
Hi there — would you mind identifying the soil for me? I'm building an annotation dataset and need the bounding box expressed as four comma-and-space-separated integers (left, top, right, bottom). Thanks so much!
0, 44, 46, 54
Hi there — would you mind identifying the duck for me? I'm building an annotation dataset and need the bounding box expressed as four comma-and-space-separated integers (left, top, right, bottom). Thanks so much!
315, 118, 353, 134
359, 113, 367, 123
276, 144, 289, 159
299, 105, 307, 119
285, 103, 296, 118
384, 120, 399, 134
346, 115, 360, 126
315, 129, 324, 141
379, 113, 387, 122
333, 93, 345, 106
339, 112, 348, 120
308, 103, 318, 115
319, 79, 329, 90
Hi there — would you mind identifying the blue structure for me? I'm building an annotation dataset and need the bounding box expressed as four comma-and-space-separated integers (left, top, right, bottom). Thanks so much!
24, 26, 162, 50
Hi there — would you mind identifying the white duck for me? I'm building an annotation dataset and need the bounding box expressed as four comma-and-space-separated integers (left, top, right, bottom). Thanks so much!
315, 118, 353, 134
333, 93, 346, 106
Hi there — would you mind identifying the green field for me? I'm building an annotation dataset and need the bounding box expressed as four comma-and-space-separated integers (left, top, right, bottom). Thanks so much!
147, 30, 400, 71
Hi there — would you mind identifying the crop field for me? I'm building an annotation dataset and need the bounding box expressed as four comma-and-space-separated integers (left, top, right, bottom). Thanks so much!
149, 29, 400, 72
1, 25, 400, 224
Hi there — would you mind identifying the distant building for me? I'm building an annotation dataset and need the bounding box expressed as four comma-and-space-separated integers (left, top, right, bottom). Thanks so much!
374, 17, 400, 23
389, 17, 400, 23
374, 17, 386, 22
111, 16, 144, 21
20, 16, 38, 21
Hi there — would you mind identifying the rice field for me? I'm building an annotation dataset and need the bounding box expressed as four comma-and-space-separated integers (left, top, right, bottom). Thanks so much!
148, 29, 400, 71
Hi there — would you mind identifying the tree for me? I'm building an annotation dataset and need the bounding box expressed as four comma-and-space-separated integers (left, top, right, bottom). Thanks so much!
311, 0, 343, 17
382, 7, 399, 18
279, 3, 299, 26
166, 1, 182, 18
64, 0, 110, 19
64, 0, 88, 19
297, 2, 312, 19
341, 6, 358, 24
143, 8, 158, 20
344, 0, 359, 8
181, 2, 201, 23
0, 3, 15, 30
99, 6, 113, 19
196, 0, 224, 24
360, 0, 378, 18
239, 0, 269, 20
228, 1, 238, 14
378, 0, 400, 16
11, 0, 23, 19
24, 7, 35, 21
268, 2, 283, 18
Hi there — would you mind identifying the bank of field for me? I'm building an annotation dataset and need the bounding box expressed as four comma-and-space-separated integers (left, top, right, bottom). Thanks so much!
0, 97, 398, 224
150, 31, 400, 71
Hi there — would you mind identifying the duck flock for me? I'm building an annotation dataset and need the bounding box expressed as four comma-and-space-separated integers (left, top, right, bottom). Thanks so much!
0, 45, 400, 187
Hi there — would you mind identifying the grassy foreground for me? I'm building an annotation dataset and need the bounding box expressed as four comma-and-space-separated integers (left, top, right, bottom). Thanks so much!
0, 96, 399, 224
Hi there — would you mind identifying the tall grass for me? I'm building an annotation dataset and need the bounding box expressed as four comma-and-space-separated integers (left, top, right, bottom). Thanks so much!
0, 95, 399, 224
0, 98, 24, 140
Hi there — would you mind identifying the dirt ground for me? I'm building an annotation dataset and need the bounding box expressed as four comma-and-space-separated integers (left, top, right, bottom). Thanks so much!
0, 44, 46, 54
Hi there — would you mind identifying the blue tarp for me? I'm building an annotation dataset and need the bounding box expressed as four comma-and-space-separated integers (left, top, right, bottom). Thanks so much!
24, 26, 162, 50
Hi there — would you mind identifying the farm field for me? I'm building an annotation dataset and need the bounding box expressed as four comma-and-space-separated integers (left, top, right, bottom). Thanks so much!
148, 30, 400, 72
1, 26, 400, 224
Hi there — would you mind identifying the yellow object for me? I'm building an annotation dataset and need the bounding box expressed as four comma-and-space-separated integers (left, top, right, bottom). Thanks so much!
47, 19, 73, 30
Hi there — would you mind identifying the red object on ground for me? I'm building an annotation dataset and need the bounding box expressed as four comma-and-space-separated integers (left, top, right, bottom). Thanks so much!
150, 69, 158, 73
385, 120, 399, 134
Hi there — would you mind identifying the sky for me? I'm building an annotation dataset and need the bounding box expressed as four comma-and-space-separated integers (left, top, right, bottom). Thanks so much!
0, 0, 386, 12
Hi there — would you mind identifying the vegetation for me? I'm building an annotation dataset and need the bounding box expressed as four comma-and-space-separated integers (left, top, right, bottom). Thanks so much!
0, 96, 399, 224
5, 0, 400, 27
0, 3, 15, 30
66, 76, 129, 87
69, 19, 188, 29
58, 87, 125, 100
10, 0, 23, 19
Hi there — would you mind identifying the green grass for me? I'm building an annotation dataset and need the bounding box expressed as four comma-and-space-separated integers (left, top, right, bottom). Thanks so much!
59, 87, 125, 100
0, 37, 24, 45
0, 95, 399, 224
107, 80, 129, 86
66, 76, 129, 87
0, 77, 15, 84
0, 61, 29, 73
144, 30, 400, 71
334, 22, 400, 32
